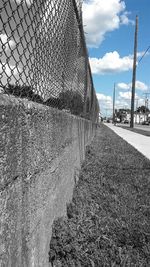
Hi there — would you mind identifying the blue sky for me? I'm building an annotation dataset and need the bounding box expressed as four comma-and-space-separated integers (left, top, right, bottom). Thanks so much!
82, 0, 150, 117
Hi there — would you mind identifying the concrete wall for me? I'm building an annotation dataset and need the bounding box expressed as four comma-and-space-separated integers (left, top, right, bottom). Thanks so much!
0, 94, 96, 267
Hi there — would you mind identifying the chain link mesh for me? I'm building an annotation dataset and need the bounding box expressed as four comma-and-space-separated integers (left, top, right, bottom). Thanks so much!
0, 0, 99, 122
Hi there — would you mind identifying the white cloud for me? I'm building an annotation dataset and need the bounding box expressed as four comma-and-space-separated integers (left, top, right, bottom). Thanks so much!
97, 92, 132, 114
39, 0, 57, 34
120, 12, 134, 25
115, 99, 130, 108
0, 34, 15, 52
117, 82, 130, 90
82, 0, 132, 47
97, 93, 112, 102
135, 81, 148, 91
119, 91, 131, 100
97, 93, 113, 115
137, 98, 146, 107
89, 49, 150, 75
90, 51, 133, 74
119, 91, 139, 100
97, 88, 146, 116
137, 50, 150, 59
96, 91, 143, 116
115, 97, 145, 109
117, 81, 148, 91
0, 63, 21, 76
13, 0, 32, 5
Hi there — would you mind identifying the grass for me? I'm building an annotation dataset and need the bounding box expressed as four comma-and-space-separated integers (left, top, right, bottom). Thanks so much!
119, 125, 150, 137
49, 124, 150, 267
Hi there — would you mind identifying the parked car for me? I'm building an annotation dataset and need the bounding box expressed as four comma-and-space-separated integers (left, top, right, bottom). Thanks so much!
142, 121, 149, 125
124, 119, 129, 124
114, 118, 120, 123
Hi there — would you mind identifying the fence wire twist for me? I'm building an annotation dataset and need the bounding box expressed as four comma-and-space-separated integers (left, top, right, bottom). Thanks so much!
0, 0, 99, 122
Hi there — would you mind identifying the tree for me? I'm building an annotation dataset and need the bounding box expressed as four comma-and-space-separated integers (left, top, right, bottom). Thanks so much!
58, 90, 83, 115
4, 84, 43, 103
136, 106, 149, 113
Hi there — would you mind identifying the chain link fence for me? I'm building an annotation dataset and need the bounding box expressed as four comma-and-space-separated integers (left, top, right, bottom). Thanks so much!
0, 0, 99, 122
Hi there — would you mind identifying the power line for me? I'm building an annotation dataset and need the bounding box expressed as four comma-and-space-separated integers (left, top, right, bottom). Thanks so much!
113, 83, 116, 123
138, 46, 150, 64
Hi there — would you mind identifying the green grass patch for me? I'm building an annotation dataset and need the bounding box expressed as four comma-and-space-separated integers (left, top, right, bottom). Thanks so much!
49, 124, 150, 267
120, 125, 150, 137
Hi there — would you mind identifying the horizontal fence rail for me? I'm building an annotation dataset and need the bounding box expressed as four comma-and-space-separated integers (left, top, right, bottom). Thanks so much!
0, 0, 99, 122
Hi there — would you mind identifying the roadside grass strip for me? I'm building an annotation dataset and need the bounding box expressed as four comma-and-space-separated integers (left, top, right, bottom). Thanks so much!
120, 125, 150, 137
49, 124, 150, 267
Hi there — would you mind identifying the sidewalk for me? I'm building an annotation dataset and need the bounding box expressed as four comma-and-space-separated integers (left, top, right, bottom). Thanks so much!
105, 123, 150, 160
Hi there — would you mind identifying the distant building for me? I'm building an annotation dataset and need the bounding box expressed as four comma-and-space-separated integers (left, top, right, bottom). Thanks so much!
115, 108, 150, 124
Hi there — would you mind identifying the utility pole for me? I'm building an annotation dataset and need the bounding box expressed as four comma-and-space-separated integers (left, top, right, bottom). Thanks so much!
130, 15, 138, 128
143, 92, 150, 120
113, 83, 116, 123
135, 98, 138, 124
